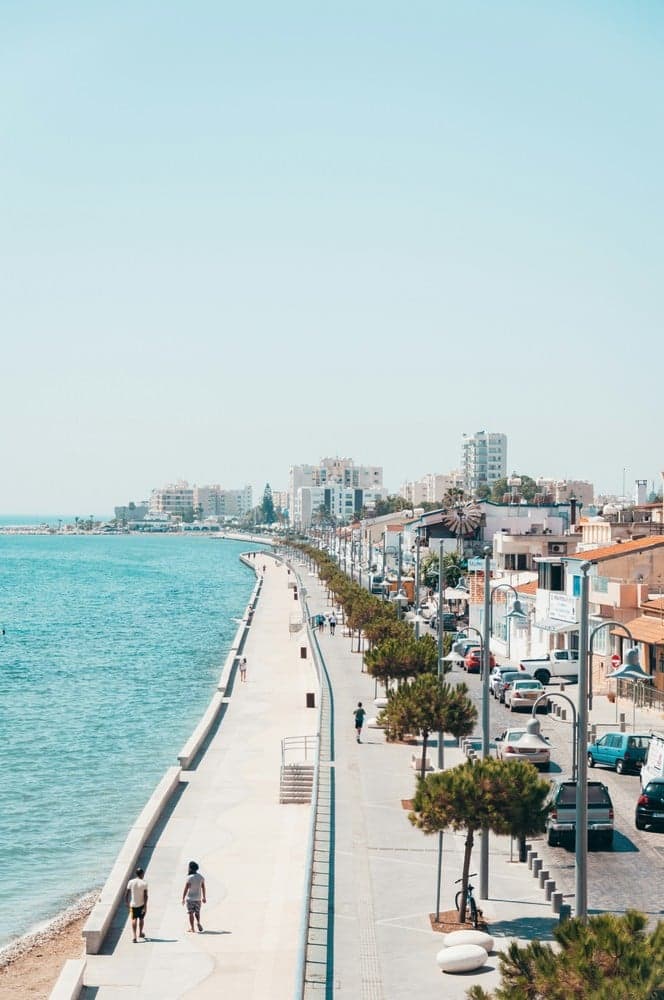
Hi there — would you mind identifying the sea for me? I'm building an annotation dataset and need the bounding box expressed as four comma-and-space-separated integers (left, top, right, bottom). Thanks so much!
0, 525, 262, 947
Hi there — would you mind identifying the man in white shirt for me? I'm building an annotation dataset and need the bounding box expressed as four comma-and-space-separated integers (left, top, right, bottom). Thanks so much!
125, 866, 148, 942
181, 860, 206, 933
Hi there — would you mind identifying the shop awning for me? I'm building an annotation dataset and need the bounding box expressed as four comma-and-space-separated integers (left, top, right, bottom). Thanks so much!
611, 616, 664, 645
535, 618, 579, 633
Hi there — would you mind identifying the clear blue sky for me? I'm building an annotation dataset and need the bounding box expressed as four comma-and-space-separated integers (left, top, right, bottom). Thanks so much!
2, 2, 663, 512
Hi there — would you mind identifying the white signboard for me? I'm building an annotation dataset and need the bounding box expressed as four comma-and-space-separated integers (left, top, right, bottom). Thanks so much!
548, 593, 577, 623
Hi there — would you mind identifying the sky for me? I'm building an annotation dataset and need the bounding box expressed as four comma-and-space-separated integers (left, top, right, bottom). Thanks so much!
1, 1, 663, 513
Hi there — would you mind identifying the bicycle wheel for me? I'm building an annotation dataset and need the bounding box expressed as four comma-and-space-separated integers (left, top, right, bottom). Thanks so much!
469, 896, 479, 928
454, 890, 463, 912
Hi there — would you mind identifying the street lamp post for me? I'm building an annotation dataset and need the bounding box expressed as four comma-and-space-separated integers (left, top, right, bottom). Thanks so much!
531, 693, 578, 779
437, 541, 446, 770
575, 561, 591, 921
414, 528, 421, 639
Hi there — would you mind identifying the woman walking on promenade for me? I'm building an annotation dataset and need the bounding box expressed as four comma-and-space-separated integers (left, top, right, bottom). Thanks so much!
182, 861, 206, 933
239, 657, 247, 682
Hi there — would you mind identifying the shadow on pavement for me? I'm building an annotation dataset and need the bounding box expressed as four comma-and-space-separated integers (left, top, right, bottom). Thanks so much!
488, 915, 558, 942
611, 830, 639, 853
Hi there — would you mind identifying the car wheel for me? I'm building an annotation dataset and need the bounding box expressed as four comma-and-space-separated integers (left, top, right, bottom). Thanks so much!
509, 701, 514, 712
616, 759, 625, 774
587, 753, 595, 768
635, 818, 646, 831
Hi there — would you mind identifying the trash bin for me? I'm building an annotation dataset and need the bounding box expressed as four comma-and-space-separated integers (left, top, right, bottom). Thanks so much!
300, 646, 307, 659
306, 692, 315, 708
293, 590, 298, 600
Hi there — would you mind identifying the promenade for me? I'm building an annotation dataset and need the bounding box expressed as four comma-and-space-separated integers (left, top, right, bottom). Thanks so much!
60, 549, 627, 999
79, 555, 318, 999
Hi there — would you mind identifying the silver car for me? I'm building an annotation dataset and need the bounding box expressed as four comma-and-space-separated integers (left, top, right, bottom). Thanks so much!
505, 679, 545, 712
494, 727, 551, 770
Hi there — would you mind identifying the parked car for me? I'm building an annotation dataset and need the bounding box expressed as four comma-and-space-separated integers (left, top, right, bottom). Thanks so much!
496, 670, 532, 704
546, 779, 614, 849
489, 665, 519, 698
494, 727, 551, 770
504, 679, 545, 712
587, 732, 649, 774
635, 779, 664, 830
464, 647, 497, 674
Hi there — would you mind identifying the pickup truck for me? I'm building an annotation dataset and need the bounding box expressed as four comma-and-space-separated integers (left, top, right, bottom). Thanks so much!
519, 649, 579, 685
546, 779, 614, 849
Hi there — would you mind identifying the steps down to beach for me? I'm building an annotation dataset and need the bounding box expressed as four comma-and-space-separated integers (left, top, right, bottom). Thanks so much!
280, 763, 314, 803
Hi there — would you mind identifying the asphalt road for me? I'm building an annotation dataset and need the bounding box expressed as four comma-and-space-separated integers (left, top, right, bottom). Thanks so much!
456, 665, 664, 920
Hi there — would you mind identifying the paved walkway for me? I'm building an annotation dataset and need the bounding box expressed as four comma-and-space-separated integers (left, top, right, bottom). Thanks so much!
81, 555, 317, 999
298, 558, 558, 1000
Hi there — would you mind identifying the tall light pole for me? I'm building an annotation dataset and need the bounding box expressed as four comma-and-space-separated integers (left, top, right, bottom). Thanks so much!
480, 545, 492, 900
437, 540, 446, 769
414, 527, 421, 639
575, 561, 591, 921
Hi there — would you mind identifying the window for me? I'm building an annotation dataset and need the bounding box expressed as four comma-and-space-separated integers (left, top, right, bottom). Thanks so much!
538, 562, 564, 592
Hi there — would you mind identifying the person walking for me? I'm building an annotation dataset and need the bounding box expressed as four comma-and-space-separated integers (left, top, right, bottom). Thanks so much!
329, 613, 337, 636
239, 657, 247, 682
182, 860, 206, 933
353, 702, 366, 743
125, 866, 148, 942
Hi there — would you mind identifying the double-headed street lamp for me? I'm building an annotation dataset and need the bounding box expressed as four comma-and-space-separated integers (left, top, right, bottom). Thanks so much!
575, 568, 652, 921
480, 545, 527, 901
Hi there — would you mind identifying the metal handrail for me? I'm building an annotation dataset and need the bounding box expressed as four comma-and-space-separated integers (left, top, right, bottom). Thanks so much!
281, 735, 319, 767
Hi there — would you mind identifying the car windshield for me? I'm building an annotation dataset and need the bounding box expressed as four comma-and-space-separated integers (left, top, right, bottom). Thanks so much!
557, 783, 611, 806
514, 682, 541, 690
645, 782, 664, 799
502, 672, 521, 682
628, 736, 650, 749
503, 730, 525, 742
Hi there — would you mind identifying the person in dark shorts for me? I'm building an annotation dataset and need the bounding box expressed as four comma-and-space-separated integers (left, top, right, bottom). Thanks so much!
329, 613, 337, 636
125, 866, 148, 942
354, 702, 366, 743
182, 860, 206, 933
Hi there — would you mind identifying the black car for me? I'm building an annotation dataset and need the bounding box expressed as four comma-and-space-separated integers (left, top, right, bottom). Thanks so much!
635, 779, 664, 830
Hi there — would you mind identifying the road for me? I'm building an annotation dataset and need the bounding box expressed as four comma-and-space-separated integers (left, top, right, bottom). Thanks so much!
456, 664, 664, 920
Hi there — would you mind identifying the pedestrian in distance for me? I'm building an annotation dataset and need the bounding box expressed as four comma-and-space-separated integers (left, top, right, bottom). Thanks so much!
239, 657, 247, 682
182, 860, 206, 933
354, 702, 366, 743
125, 866, 148, 942
329, 613, 337, 636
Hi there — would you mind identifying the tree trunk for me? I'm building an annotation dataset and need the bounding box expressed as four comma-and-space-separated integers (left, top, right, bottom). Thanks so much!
459, 830, 475, 924
518, 834, 527, 863
420, 731, 429, 782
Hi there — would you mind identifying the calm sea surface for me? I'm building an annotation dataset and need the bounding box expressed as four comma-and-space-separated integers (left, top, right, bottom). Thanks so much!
0, 533, 260, 946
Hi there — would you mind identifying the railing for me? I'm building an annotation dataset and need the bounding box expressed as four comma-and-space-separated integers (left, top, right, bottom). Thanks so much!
617, 678, 664, 714
281, 735, 319, 767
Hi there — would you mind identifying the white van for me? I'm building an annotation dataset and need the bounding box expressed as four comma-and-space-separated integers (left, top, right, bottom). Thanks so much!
640, 733, 664, 788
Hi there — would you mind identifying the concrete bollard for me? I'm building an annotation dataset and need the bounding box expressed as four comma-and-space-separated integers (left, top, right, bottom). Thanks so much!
527, 850, 537, 870
561, 708, 567, 722
551, 891, 563, 914
559, 903, 572, 922
544, 880, 555, 901
590, 724, 597, 742
532, 858, 543, 878
619, 713, 626, 733
539, 869, 549, 888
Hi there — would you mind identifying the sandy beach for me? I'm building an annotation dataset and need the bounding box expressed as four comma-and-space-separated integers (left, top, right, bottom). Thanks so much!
0, 895, 96, 999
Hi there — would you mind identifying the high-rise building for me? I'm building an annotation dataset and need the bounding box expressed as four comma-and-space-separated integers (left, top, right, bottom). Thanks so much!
399, 470, 464, 506
149, 480, 195, 517
461, 431, 507, 494
194, 484, 253, 520
289, 457, 384, 528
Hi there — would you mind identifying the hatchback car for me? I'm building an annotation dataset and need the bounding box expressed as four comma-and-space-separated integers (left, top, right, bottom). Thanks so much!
464, 647, 497, 674
494, 727, 551, 770
635, 779, 664, 829
505, 679, 545, 712
490, 665, 518, 698
587, 733, 650, 775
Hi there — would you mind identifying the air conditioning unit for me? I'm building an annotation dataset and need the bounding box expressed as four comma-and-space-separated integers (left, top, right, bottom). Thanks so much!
548, 542, 566, 554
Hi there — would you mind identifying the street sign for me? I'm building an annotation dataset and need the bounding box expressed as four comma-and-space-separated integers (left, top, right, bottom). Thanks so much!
611, 653, 621, 668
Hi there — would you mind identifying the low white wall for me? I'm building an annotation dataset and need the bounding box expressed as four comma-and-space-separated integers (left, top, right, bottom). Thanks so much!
82, 766, 181, 955
48, 958, 85, 1000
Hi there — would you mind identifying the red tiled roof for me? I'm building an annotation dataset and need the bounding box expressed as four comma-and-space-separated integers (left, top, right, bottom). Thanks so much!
516, 580, 538, 595
566, 536, 664, 563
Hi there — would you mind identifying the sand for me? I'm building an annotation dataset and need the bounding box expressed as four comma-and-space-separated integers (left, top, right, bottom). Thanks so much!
0, 894, 97, 1000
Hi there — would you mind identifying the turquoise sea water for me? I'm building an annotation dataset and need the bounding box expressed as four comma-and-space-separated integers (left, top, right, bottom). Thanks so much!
0, 534, 260, 947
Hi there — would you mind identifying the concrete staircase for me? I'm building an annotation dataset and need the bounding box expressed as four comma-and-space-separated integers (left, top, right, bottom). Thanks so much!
280, 763, 314, 804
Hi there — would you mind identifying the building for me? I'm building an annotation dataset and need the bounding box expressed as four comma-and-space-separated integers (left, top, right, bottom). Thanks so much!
194, 484, 253, 520
114, 502, 149, 524
399, 470, 464, 506
461, 431, 507, 494
149, 481, 195, 518
289, 457, 384, 528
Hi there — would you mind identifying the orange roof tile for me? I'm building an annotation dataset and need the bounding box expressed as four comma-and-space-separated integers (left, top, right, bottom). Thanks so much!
516, 580, 538, 595
566, 536, 664, 563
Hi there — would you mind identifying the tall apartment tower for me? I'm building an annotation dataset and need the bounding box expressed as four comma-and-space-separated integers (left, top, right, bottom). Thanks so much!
461, 431, 507, 494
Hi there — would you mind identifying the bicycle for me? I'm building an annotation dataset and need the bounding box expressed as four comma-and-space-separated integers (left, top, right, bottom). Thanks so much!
454, 873, 480, 928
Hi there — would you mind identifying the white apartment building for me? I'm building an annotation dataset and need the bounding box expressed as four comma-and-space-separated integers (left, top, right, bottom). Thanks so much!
194, 484, 253, 520
295, 484, 386, 529
149, 481, 195, 517
399, 470, 464, 506
461, 431, 507, 494
289, 457, 383, 527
